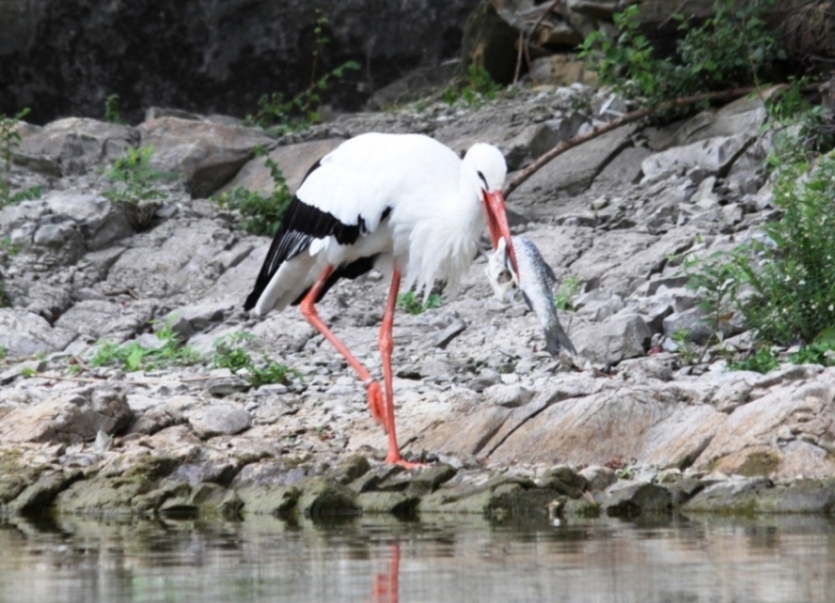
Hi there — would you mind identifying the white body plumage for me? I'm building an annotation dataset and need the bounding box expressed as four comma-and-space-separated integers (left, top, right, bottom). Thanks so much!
247, 133, 507, 316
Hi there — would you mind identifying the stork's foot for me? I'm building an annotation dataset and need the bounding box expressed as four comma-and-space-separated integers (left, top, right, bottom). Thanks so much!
366, 380, 386, 427
385, 452, 426, 469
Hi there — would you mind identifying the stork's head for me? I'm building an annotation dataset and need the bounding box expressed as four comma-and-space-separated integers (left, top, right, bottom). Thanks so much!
464, 143, 518, 274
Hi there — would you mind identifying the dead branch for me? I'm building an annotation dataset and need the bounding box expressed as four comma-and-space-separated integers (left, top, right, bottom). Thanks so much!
27, 372, 218, 386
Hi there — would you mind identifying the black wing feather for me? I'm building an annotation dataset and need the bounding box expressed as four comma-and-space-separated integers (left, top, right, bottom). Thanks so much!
244, 158, 387, 311
290, 254, 379, 306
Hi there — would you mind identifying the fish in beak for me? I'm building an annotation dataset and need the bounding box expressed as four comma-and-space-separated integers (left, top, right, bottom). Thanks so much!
483, 189, 518, 275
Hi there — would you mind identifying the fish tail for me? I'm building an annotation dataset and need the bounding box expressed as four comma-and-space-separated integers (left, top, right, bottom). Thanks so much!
543, 321, 577, 357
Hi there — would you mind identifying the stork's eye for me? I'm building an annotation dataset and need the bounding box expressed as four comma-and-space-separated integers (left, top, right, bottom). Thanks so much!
477, 170, 488, 189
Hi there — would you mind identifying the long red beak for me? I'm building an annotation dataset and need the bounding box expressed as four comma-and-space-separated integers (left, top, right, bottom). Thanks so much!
483, 190, 518, 274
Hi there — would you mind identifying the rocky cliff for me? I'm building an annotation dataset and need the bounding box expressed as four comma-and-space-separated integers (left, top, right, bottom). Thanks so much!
0, 0, 478, 123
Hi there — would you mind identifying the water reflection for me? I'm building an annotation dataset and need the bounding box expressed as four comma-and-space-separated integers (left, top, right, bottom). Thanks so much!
1, 513, 834, 602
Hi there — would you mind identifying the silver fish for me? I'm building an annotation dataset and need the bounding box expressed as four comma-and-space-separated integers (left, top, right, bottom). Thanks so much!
486, 235, 576, 357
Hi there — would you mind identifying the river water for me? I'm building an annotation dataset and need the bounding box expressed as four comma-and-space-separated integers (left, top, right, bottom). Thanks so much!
1, 513, 833, 603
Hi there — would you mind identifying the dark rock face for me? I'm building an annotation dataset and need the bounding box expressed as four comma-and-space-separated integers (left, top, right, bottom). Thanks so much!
0, 0, 479, 124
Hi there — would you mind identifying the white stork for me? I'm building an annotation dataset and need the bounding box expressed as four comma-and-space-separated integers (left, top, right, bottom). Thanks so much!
244, 132, 517, 467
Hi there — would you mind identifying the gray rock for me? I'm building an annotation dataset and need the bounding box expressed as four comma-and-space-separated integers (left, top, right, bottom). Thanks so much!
574, 312, 652, 365
54, 299, 156, 343
0, 359, 46, 384
187, 402, 252, 439
601, 481, 672, 517
220, 139, 345, 196
297, 478, 359, 518
128, 404, 185, 436
427, 319, 468, 349
0, 309, 77, 355
484, 383, 534, 408
15, 118, 137, 176
642, 133, 754, 181
662, 308, 714, 345
138, 117, 274, 198
0, 387, 132, 444
518, 124, 638, 196
579, 465, 617, 492
683, 477, 773, 513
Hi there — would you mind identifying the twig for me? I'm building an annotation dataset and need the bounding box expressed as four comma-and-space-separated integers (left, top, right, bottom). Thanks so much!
522, 0, 562, 85
513, 31, 525, 85
503, 85, 762, 198
659, 0, 691, 29
28, 372, 219, 386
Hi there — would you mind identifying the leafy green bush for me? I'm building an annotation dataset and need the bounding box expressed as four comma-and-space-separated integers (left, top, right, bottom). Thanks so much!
579, 0, 784, 106
211, 332, 292, 387
214, 148, 292, 237
683, 104, 835, 371
103, 146, 170, 205
734, 147, 835, 345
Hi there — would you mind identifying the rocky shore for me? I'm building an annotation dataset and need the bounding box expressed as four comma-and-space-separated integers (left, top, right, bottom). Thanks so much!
2, 83, 835, 521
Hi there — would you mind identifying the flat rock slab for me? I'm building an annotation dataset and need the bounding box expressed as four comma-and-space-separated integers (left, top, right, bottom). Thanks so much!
683, 478, 835, 514
221, 138, 345, 195
517, 124, 637, 197
139, 117, 274, 198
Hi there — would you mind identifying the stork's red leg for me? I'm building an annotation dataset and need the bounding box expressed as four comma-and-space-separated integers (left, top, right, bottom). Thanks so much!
379, 269, 423, 468
299, 265, 385, 426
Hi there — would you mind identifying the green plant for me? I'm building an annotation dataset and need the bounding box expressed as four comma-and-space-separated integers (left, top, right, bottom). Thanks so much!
0, 345, 7, 361
213, 148, 293, 236
0, 108, 38, 207
103, 146, 170, 206
104, 94, 123, 124
397, 291, 442, 315
554, 276, 581, 312
91, 323, 200, 372
443, 64, 502, 107
671, 328, 700, 365
248, 60, 359, 134
211, 332, 292, 387
0, 279, 9, 308
0, 237, 20, 256
579, 0, 784, 107
763, 79, 835, 155
729, 347, 778, 373
788, 340, 835, 366
247, 11, 359, 133
681, 252, 747, 341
